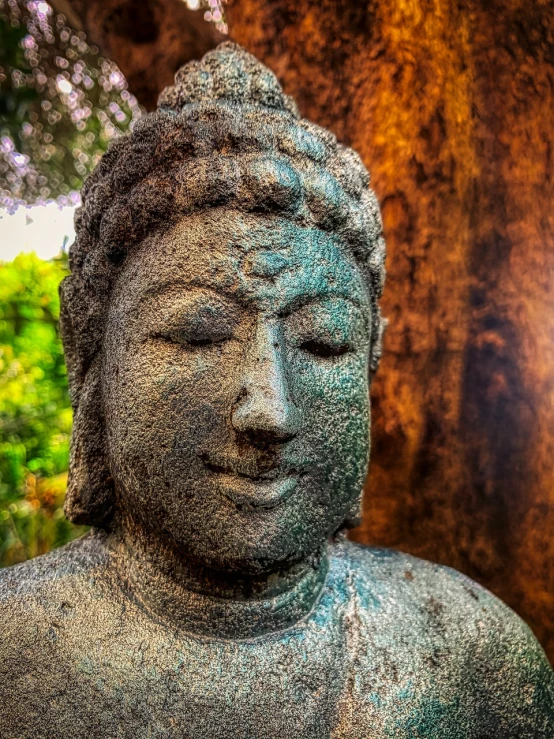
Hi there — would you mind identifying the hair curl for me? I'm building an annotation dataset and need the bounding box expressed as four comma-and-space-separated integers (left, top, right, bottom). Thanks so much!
60, 42, 386, 528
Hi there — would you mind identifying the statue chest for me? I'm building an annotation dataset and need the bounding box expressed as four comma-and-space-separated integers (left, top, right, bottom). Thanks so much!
56, 611, 348, 738
13, 593, 470, 739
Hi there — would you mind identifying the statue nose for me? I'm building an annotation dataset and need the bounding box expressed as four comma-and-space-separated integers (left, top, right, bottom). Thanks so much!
231, 321, 300, 444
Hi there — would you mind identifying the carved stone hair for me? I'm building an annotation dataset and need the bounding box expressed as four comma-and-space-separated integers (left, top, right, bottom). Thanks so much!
59, 42, 386, 528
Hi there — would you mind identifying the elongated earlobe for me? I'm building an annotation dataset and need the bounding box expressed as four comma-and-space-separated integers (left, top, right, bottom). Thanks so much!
59, 276, 115, 528
64, 354, 115, 527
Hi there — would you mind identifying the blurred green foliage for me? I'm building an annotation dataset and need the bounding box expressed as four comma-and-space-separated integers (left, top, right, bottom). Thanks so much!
0, 251, 86, 566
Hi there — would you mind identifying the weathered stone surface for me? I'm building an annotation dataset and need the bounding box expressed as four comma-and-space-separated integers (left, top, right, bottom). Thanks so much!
1, 43, 553, 737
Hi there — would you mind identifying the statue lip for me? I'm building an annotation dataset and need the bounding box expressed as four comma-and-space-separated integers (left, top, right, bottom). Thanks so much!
200, 453, 309, 481
200, 453, 309, 509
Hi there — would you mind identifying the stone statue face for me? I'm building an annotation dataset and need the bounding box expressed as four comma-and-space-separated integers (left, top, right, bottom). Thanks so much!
103, 208, 372, 573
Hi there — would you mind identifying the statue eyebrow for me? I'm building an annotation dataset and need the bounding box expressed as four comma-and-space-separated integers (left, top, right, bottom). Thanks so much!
276, 293, 365, 319
142, 278, 367, 326
142, 279, 240, 306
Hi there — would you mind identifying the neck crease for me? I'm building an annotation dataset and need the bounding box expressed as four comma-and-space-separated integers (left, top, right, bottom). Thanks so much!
104, 526, 328, 639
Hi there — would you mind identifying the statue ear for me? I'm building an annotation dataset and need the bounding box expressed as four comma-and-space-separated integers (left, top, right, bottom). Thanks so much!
59, 277, 115, 527
342, 491, 363, 530
369, 314, 388, 377
63, 353, 115, 527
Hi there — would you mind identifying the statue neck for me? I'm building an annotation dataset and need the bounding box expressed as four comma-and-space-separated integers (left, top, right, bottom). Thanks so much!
103, 524, 328, 639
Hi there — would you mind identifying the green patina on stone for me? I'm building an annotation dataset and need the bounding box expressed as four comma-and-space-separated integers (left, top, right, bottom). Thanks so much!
247, 251, 291, 278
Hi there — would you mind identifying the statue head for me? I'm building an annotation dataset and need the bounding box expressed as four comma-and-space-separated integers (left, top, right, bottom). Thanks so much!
60, 42, 386, 575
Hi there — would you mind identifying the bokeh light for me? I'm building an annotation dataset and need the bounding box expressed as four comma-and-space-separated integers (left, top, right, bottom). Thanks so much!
185, 0, 227, 36
0, 0, 144, 211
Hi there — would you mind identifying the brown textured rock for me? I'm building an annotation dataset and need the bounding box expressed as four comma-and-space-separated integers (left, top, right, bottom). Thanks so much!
226, 0, 554, 662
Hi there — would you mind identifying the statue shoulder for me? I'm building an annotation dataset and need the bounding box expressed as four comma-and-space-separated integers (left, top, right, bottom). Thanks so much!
332, 540, 539, 634
330, 540, 554, 731
0, 531, 109, 638
0, 532, 117, 734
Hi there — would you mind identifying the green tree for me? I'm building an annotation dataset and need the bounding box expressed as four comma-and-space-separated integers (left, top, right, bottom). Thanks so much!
0, 0, 142, 208
0, 252, 85, 565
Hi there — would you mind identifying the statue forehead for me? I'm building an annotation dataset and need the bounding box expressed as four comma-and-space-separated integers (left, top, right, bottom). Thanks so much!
116, 209, 370, 312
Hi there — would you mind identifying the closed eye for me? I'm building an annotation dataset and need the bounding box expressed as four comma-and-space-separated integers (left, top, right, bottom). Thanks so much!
187, 336, 227, 347
300, 340, 352, 358
155, 333, 231, 348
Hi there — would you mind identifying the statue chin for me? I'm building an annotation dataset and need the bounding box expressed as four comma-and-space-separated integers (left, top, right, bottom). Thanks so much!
117, 479, 349, 578
1, 42, 553, 739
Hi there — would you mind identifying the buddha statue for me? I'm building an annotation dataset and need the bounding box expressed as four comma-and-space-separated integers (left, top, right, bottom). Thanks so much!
1, 43, 553, 738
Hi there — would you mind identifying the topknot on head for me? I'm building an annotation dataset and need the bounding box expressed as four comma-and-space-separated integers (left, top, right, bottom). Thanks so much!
158, 42, 300, 117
